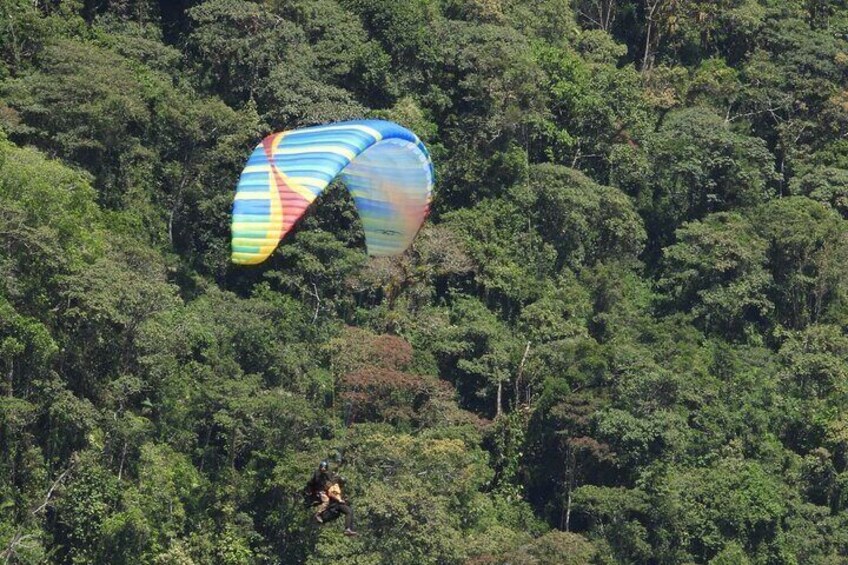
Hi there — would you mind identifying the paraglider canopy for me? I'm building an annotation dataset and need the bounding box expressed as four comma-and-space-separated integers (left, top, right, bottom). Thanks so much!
231, 120, 434, 265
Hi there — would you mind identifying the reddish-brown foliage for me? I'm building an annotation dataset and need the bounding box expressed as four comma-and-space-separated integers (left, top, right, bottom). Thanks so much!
328, 327, 414, 376
340, 366, 453, 425
568, 436, 613, 462
370, 334, 414, 370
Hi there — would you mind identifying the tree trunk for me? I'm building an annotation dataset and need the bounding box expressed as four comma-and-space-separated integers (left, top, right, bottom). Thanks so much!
496, 380, 502, 418
229, 427, 238, 470
642, 0, 662, 72
199, 425, 212, 472
514, 341, 531, 406
564, 445, 577, 532
594, 0, 616, 31
117, 441, 128, 481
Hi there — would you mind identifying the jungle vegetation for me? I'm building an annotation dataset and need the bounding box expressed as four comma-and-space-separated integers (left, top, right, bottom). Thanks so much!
3, 1, 848, 563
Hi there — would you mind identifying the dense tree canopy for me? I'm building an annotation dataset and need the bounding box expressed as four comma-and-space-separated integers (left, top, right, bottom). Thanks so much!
2, 0, 848, 563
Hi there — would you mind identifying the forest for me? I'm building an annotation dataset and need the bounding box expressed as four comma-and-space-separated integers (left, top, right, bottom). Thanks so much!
2, 0, 848, 563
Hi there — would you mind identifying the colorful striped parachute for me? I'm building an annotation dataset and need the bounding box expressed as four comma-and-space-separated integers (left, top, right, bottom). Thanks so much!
231, 120, 434, 265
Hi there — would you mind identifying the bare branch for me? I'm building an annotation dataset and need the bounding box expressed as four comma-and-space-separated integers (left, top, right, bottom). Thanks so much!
32, 460, 76, 515
2, 460, 76, 564
308, 282, 321, 324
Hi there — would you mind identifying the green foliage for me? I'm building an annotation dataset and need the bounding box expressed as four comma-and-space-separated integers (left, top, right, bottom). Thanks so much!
445, 198, 556, 313
54, 453, 122, 564
471, 530, 597, 565
528, 164, 646, 270
667, 457, 789, 562
753, 197, 848, 330
306, 425, 504, 564
0, 138, 102, 314
3, 39, 159, 209
4, 1, 848, 563
661, 212, 772, 340
189, 0, 366, 125
533, 39, 650, 178
615, 106, 779, 250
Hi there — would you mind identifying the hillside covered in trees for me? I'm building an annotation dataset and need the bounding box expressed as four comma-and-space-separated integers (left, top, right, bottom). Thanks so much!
3, 0, 848, 563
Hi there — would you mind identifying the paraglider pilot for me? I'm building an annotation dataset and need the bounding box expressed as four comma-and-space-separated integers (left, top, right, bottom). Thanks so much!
305, 461, 357, 536
306, 461, 333, 517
